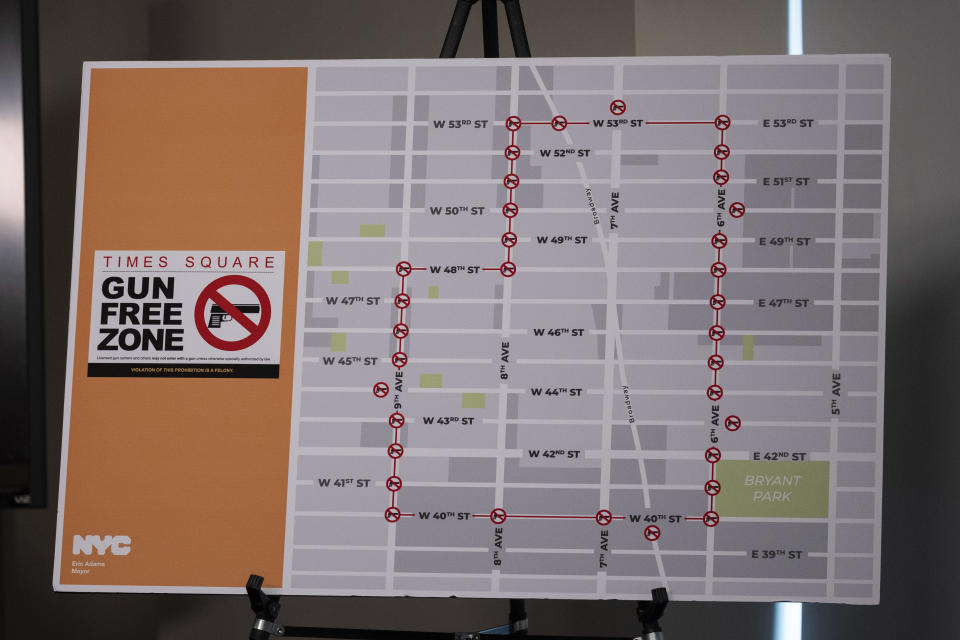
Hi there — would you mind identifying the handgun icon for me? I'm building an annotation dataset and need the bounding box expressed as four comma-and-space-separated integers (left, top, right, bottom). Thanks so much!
208, 304, 261, 328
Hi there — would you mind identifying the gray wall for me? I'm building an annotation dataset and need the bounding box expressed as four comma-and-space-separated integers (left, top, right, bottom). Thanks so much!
801, 0, 960, 635
2, 0, 957, 638
634, 0, 960, 635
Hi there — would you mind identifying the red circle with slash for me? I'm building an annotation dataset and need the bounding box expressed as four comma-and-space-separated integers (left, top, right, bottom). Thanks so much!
396, 261, 412, 277
610, 99, 627, 115
708, 354, 725, 370
729, 202, 746, 218
394, 293, 411, 309
644, 525, 661, 541
500, 261, 517, 277
705, 447, 722, 463
391, 351, 408, 368
384, 507, 401, 522
705, 480, 722, 496
505, 116, 522, 131
386, 475, 402, 492
393, 323, 409, 339
373, 381, 390, 398
596, 509, 613, 525
725, 415, 742, 431
490, 508, 508, 524
714, 144, 730, 160
551, 115, 568, 131
194, 275, 272, 351
502, 203, 519, 218
711, 261, 728, 278
709, 325, 726, 341
714, 115, 731, 130
713, 169, 730, 186
711, 232, 728, 249
709, 294, 726, 310
387, 443, 404, 459
504, 145, 521, 160
707, 385, 724, 401
501, 232, 518, 248
389, 412, 405, 428
703, 510, 720, 527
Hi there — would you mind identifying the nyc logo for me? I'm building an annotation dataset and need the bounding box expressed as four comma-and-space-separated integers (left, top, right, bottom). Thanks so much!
72, 535, 131, 556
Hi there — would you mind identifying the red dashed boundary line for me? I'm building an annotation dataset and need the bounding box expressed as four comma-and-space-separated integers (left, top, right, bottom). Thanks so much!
373, 106, 748, 531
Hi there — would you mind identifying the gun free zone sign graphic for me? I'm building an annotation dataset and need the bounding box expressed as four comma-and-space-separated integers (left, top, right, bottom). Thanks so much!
87, 251, 284, 378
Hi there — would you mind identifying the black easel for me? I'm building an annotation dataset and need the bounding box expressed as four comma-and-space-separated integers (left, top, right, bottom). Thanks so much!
440, 0, 531, 58
245, 575, 667, 640
244, 3, 669, 638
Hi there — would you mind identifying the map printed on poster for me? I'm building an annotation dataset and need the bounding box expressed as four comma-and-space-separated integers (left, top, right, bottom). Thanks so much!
55, 55, 888, 604
87, 251, 285, 378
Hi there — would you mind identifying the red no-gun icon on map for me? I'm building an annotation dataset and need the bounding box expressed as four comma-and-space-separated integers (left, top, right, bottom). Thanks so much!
194, 274, 271, 351
708, 325, 726, 342
707, 354, 725, 371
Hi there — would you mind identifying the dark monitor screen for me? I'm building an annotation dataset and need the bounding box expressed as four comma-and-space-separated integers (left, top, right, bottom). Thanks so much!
0, 0, 44, 507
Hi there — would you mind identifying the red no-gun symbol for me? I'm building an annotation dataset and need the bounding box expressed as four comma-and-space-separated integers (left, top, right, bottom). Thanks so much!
194, 275, 272, 351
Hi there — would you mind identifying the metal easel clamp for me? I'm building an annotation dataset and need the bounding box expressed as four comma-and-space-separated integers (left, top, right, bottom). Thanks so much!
634, 588, 669, 640
253, 619, 286, 637
247, 574, 285, 639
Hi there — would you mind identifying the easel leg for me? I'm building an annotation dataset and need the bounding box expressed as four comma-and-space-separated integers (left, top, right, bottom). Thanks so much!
509, 599, 528, 635
500, 0, 531, 57
481, 0, 499, 57
441, 0, 531, 58
440, 0, 479, 58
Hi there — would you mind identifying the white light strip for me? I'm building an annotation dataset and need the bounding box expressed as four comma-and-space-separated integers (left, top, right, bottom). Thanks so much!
780, 3, 803, 635
788, 0, 804, 54
774, 602, 803, 640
